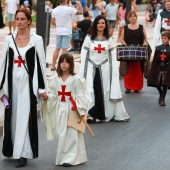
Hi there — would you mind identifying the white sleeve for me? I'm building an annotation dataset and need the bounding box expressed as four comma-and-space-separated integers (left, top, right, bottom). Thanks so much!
151, 9, 162, 59
68, 7, 77, 15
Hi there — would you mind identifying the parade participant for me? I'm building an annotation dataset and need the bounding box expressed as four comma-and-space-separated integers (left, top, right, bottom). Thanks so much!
79, 15, 130, 123
42, 53, 88, 167
152, 0, 170, 58
147, 31, 170, 106
120, 11, 147, 93
0, 8, 46, 168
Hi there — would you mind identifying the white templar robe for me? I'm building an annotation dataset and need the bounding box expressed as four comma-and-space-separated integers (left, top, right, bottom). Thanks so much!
43, 75, 88, 165
0, 29, 46, 159
79, 35, 129, 121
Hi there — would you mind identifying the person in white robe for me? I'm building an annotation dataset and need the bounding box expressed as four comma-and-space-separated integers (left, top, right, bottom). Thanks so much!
0, 9, 46, 168
79, 15, 130, 123
43, 53, 88, 167
151, 0, 170, 60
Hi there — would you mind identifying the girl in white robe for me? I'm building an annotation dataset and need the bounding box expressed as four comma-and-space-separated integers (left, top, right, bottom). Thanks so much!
42, 53, 88, 167
79, 15, 130, 123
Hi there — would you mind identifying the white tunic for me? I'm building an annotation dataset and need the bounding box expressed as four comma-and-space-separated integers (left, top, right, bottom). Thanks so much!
79, 35, 129, 121
0, 29, 46, 159
12, 46, 32, 159
43, 75, 88, 165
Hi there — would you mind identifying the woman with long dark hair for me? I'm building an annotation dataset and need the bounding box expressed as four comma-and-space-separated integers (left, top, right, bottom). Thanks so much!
79, 15, 129, 123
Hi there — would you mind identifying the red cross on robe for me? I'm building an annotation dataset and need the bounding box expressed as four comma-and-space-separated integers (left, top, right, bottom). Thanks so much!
165, 18, 170, 26
14, 56, 25, 67
58, 85, 71, 102
160, 53, 166, 61
94, 44, 105, 54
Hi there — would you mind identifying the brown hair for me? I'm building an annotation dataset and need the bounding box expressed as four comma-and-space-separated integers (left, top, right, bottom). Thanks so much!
57, 53, 75, 77
127, 11, 138, 20
15, 8, 32, 26
161, 31, 170, 39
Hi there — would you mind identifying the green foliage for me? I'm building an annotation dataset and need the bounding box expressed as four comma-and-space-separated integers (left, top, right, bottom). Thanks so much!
32, 15, 36, 23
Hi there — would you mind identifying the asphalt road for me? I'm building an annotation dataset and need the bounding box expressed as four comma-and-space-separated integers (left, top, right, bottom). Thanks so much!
0, 79, 170, 170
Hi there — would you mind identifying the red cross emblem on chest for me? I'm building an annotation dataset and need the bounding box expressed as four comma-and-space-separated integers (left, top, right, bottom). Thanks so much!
14, 56, 25, 67
94, 44, 105, 54
160, 53, 166, 61
165, 18, 170, 26
58, 85, 71, 102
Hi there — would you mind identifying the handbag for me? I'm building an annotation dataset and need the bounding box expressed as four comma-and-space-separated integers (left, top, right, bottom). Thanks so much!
119, 61, 128, 77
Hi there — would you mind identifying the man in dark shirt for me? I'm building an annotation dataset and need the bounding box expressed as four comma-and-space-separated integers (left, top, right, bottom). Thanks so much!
68, 11, 92, 52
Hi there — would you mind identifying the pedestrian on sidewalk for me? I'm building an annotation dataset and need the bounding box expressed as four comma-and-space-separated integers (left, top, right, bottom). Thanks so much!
147, 31, 170, 106
79, 15, 130, 123
50, 0, 83, 71
5, 0, 19, 35
120, 11, 147, 93
117, 1, 126, 42
152, 0, 170, 58
0, 8, 46, 168
104, 0, 119, 38
42, 53, 88, 167
145, 7, 150, 27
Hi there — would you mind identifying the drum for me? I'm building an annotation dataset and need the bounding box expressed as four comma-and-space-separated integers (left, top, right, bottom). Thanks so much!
116, 44, 149, 61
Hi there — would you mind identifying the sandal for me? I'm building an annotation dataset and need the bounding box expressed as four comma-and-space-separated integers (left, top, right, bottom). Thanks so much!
87, 116, 96, 123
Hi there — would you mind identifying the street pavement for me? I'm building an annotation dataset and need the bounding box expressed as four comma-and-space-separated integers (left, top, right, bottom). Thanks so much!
0, 11, 170, 170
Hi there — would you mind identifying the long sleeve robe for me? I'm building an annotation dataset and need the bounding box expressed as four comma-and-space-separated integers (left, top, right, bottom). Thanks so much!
0, 29, 46, 159
43, 74, 88, 165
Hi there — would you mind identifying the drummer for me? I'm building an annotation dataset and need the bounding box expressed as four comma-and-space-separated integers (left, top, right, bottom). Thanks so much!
120, 11, 147, 93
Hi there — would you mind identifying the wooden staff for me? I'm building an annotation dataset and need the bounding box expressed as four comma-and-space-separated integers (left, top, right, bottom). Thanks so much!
69, 96, 94, 137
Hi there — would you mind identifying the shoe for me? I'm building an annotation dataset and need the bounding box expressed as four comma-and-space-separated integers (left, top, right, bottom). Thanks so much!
87, 116, 96, 123
51, 68, 56, 71
113, 118, 130, 122
15, 158, 27, 168
125, 89, 131, 93
158, 96, 161, 104
67, 49, 75, 53
87, 116, 102, 123
160, 98, 166, 106
62, 163, 72, 167
134, 90, 139, 93
8, 33, 12, 35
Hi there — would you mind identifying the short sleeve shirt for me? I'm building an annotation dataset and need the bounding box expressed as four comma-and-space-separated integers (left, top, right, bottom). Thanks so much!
52, 6, 77, 35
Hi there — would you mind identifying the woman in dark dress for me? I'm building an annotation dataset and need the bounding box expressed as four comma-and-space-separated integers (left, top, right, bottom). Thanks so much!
0, 0, 5, 28
120, 11, 147, 93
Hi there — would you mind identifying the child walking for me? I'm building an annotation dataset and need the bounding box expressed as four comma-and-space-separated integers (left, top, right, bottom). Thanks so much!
147, 31, 170, 106
42, 53, 88, 166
